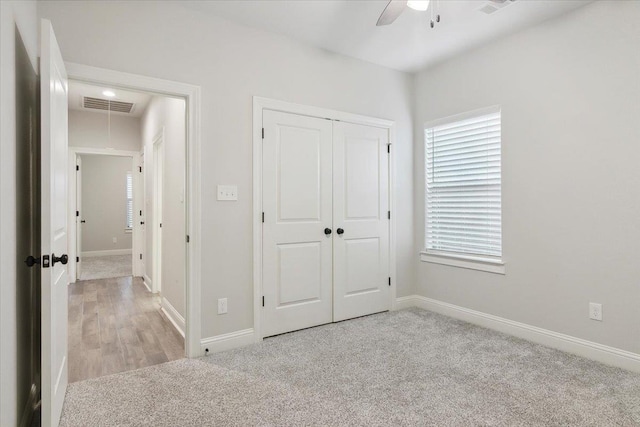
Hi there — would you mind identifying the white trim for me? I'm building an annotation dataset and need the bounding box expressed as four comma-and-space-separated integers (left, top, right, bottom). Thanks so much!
151, 129, 164, 295
142, 275, 153, 293
420, 252, 505, 275
396, 295, 640, 373
253, 97, 397, 341
200, 329, 255, 355
424, 104, 501, 129
66, 62, 202, 359
81, 249, 132, 257
161, 297, 185, 338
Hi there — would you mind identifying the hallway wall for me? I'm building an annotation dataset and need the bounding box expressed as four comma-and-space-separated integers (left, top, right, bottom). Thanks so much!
141, 96, 187, 320
80, 154, 134, 253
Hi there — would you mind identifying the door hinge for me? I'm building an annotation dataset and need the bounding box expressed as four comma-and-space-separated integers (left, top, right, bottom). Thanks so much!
262, 212, 264, 223
262, 128, 264, 139
76, 210, 79, 217
388, 211, 391, 220
76, 256, 79, 263
262, 296, 265, 307
76, 165, 79, 171
140, 254, 143, 260
388, 277, 391, 287
160, 223, 162, 228
387, 143, 391, 153
140, 210, 143, 216
139, 166, 142, 173
186, 235, 190, 243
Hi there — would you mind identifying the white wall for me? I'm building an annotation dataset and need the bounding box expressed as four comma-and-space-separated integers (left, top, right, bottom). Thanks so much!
69, 109, 141, 151
0, 2, 38, 425
79, 154, 133, 253
38, 1, 414, 340
141, 96, 186, 318
413, 1, 640, 354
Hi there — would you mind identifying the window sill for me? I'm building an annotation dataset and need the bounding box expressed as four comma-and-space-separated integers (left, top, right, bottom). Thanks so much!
420, 252, 505, 275
125, 228, 132, 234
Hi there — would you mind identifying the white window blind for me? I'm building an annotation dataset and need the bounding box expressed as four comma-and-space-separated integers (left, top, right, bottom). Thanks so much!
126, 171, 133, 229
425, 108, 502, 260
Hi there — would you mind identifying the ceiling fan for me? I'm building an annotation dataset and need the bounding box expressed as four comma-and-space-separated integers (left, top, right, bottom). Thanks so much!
376, 0, 441, 28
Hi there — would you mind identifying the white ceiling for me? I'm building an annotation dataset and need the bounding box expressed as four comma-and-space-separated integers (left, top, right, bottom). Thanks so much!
68, 81, 152, 118
181, 0, 593, 73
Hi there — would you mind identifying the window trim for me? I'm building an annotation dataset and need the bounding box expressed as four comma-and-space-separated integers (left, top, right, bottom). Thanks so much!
423, 105, 504, 273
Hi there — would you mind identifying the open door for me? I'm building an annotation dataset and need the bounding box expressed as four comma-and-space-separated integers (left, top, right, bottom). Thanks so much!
40, 19, 69, 427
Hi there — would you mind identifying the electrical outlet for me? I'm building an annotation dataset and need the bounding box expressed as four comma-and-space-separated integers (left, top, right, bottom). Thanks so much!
589, 302, 602, 321
218, 298, 228, 314
113, 237, 117, 243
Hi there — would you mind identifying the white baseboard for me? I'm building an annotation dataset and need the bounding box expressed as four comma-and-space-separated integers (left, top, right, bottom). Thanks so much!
200, 328, 255, 356
161, 297, 185, 338
81, 249, 132, 257
143, 274, 153, 293
396, 295, 640, 373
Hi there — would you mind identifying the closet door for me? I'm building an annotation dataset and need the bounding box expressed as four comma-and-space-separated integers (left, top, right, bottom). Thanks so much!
333, 121, 390, 322
262, 110, 333, 337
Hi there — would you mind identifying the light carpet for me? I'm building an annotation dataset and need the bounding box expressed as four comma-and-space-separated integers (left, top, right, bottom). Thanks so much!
60, 308, 640, 426
79, 254, 132, 281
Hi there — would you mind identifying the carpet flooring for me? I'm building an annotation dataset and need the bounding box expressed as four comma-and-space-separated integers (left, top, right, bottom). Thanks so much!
80, 254, 132, 281
60, 308, 640, 426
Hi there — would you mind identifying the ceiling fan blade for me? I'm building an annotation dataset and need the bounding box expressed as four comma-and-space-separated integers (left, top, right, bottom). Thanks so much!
376, 0, 408, 26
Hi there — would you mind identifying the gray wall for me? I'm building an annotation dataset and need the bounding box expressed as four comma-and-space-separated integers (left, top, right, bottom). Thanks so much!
69, 109, 141, 152
413, 1, 640, 353
39, 1, 415, 339
80, 154, 133, 253
142, 96, 186, 317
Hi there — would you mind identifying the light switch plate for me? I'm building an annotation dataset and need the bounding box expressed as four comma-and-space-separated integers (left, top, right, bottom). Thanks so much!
217, 185, 238, 201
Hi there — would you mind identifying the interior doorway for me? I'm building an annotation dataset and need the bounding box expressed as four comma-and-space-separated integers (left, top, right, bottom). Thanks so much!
74, 152, 136, 281
66, 79, 188, 383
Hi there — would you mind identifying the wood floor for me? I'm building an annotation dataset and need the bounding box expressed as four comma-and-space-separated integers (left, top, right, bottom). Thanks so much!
68, 276, 184, 383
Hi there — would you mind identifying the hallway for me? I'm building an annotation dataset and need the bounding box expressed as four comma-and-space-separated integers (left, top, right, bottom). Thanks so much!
68, 276, 184, 383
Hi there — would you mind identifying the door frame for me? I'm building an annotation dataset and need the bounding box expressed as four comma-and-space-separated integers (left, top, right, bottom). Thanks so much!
152, 129, 164, 295
66, 62, 202, 358
252, 96, 397, 341
67, 148, 140, 283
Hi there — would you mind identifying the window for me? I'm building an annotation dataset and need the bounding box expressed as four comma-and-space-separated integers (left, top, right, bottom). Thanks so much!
126, 171, 133, 230
423, 107, 503, 273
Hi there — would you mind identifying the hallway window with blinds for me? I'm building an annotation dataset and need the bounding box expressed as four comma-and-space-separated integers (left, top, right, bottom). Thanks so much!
126, 171, 133, 230
423, 107, 503, 273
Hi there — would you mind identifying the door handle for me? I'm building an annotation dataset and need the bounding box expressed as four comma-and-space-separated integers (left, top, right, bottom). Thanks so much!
52, 253, 68, 266
140, 221, 145, 225
25, 255, 50, 268
81, 220, 86, 223
336, 228, 344, 235
324, 228, 332, 235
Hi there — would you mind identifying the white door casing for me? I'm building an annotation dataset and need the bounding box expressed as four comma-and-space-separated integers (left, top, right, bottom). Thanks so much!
139, 154, 146, 279
332, 121, 390, 321
153, 131, 164, 294
75, 155, 82, 280
40, 19, 68, 427
262, 110, 334, 337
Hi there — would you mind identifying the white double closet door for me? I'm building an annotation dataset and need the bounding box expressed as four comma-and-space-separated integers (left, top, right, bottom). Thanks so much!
262, 110, 390, 337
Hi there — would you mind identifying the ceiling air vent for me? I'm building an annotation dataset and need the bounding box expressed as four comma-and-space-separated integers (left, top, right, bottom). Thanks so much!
83, 96, 135, 114
479, 0, 517, 15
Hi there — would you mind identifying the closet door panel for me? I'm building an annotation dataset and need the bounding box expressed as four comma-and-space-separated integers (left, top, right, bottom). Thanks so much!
333, 121, 390, 322
262, 110, 333, 337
